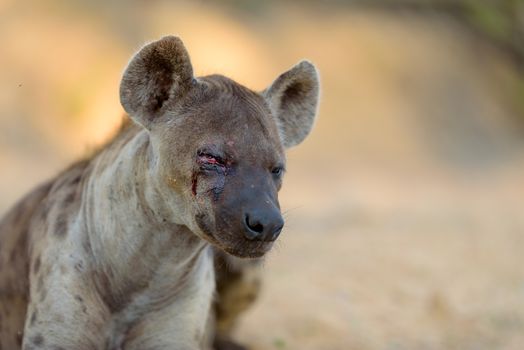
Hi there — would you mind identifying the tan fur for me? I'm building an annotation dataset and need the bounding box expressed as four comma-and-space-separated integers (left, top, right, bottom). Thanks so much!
0, 36, 319, 350
213, 252, 262, 338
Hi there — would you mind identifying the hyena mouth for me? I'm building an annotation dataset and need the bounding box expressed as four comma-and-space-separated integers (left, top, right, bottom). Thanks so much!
223, 241, 274, 259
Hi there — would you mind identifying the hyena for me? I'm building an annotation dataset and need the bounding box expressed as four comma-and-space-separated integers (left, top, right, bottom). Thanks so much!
0, 36, 319, 349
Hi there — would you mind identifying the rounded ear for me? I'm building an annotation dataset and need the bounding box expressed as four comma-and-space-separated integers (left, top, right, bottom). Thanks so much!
119, 36, 194, 129
264, 61, 320, 148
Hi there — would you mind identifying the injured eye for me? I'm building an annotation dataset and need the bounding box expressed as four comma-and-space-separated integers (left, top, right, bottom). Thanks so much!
197, 150, 226, 171
199, 154, 222, 165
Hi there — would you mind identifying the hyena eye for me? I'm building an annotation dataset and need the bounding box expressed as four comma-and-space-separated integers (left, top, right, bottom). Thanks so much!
197, 150, 226, 171
200, 154, 221, 165
271, 166, 284, 177
197, 150, 221, 163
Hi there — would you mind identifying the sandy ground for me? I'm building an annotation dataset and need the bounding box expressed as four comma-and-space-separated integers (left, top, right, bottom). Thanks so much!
1, 2, 524, 349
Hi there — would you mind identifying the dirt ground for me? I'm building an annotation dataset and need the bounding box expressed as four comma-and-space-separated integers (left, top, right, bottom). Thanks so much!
1, 2, 523, 349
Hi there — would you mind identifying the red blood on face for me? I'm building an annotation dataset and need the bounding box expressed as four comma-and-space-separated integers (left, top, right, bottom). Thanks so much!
191, 176, 198, 195
203, 156, 219, 165
198, 153, 225, 167
193, 153, 228, 196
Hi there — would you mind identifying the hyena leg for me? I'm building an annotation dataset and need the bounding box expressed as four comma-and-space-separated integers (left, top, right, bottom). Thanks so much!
212, 249, 263, 350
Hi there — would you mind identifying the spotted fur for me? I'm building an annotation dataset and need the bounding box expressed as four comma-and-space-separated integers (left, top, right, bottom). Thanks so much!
0, 36, 319, 350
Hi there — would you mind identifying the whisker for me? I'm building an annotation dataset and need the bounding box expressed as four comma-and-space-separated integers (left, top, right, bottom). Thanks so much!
281, 206, 302, 215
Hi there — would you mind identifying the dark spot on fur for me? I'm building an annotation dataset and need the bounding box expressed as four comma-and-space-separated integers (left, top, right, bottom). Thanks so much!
30, 309, 38, 326
74, 261, 84, 272
64, 191, 76, 205
70, 173, 81, 185
53, 347, 66, 350
53, 214, 68, 238
74, 295, 84, 303
31, 333, 44, 346
9, 228, 27, 263
33, 256, 41, 274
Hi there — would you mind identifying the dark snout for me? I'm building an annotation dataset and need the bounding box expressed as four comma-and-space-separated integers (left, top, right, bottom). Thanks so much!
243, 205, 284, 242
207, 166, 286, 258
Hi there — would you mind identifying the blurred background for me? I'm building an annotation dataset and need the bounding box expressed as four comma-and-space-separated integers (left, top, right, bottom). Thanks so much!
1, 0, 524, 349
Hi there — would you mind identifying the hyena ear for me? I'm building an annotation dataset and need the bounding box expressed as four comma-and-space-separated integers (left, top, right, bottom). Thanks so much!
120, 36, 194, 129
264, 61, 320, 148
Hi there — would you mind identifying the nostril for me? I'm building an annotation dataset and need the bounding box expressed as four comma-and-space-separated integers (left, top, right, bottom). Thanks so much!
244, 214, 264, 240
271, 223, 284, 241
252, 223, 264, 233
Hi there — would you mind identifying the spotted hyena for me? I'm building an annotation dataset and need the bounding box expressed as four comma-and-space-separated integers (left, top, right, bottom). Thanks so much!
0, 36, 319, 350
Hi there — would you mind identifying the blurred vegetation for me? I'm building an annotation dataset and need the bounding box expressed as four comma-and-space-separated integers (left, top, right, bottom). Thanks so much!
218, 0, 524, 64
215, 0, 524, 118
460, 1, 524, 76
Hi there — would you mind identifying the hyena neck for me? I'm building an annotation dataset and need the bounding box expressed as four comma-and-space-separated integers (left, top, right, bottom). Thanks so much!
81, 126, 207, 307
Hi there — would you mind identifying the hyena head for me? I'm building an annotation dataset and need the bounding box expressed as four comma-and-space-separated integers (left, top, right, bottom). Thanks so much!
120, 36, 319, 258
